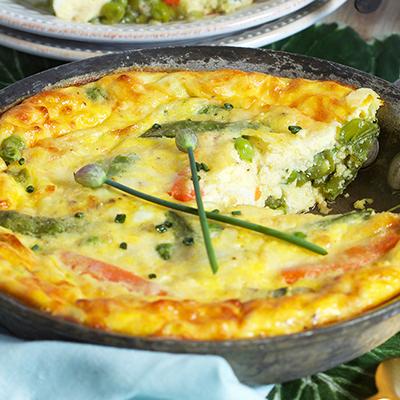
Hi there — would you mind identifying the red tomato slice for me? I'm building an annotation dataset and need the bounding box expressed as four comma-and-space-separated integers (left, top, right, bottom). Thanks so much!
163, 0, 179, 5
168, 170, 196, 202
282, 229, 400, 284
61, 252, 165, 296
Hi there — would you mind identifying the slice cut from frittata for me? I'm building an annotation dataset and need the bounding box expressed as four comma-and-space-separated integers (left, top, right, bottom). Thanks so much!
0, 70, 381, 214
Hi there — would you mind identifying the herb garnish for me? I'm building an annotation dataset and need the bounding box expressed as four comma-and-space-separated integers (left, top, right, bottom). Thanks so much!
114, 214, 126, 224
119, 242, 128, 250
74, 170, 328, 259
155, 223, 169, 233
288, 125, 302, 134
175, 130, 218, 274
26, 185, 35, 193
195, 162, 210, 172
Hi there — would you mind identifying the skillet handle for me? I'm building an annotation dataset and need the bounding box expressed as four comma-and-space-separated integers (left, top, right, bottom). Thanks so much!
354, 0, 383, 13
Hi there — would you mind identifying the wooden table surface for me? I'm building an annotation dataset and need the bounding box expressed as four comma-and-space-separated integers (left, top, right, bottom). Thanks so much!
324, 0, 399, 39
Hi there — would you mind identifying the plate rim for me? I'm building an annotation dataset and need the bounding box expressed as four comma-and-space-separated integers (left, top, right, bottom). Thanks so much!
0, 0, 316, 43
0, 0, 347, 61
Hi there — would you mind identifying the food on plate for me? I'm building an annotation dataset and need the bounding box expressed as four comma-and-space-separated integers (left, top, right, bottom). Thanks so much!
0, 68, 395, 340
50, 0, 254, 24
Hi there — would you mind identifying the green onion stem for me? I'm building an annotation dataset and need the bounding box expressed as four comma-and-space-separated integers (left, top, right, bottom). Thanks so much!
104, 179, 328, 256
187, 147, 219, 274
387, 203, 400, 213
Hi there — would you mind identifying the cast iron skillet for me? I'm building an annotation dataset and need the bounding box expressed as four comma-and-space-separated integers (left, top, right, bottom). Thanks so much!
0, 47, 399, 385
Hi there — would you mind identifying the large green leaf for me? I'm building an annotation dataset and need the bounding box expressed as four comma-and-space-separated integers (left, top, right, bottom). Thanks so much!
265, 25, 400, 82
373, 35, 400, 82
0, 46, 60, 89
268, 333, 400, 399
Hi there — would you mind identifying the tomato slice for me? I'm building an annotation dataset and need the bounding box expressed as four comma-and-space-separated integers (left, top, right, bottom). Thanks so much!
61, 252, 165, 296
168, 170, 196, 202
282, 229, 400, 284
163, 0, 179, 5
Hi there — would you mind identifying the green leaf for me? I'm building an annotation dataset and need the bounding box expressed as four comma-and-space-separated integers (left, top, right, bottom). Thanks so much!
268, 333, 400, 400
265, 25, 400, 82
0, 47, 60, 89
281, 23, 338, 54
373, 35, 400, 82
306, 26, 374, 73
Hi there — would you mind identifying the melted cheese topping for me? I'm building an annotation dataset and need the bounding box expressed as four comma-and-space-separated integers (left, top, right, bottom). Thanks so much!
0, 69, 394, 340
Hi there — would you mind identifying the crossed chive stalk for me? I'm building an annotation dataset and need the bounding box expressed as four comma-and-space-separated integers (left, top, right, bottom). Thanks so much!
74, 131, 327, 274
175, 130, 219, 273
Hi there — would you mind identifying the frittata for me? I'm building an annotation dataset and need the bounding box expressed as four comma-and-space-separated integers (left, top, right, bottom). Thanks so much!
0, 69, 397, 340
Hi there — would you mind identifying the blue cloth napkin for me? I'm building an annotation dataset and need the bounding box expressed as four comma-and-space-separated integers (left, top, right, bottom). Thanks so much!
0, 328, 272, 400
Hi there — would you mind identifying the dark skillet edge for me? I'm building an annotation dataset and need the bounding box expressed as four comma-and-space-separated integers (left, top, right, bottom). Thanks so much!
0, 46, 400, 384
0, 289, 400, 349
1, 290, 400, 384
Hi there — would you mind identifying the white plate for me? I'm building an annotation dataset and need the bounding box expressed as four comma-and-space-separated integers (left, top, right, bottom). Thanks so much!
0, 0, 316, 43
0, 0, 347, 61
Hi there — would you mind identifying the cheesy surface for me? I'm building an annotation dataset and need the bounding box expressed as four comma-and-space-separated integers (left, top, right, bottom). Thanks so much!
0, 69, 396, 340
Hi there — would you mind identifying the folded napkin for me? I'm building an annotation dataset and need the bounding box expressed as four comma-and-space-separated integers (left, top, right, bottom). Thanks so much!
0, 328, 272, 400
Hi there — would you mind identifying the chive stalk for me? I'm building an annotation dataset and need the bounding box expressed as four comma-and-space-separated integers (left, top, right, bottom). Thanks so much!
175, 130, 218, 274
104, 179, 327, 255
187, 147, 218, 273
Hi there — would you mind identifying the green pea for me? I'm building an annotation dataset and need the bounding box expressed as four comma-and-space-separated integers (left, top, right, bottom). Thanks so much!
234, 137, 255, 162
135, 14, 149, 23
151, 0, 176, 22
0, 135, 26, 164
128, 0, 140, 10
122, 6, 138, 23
100, 0, 127, 24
